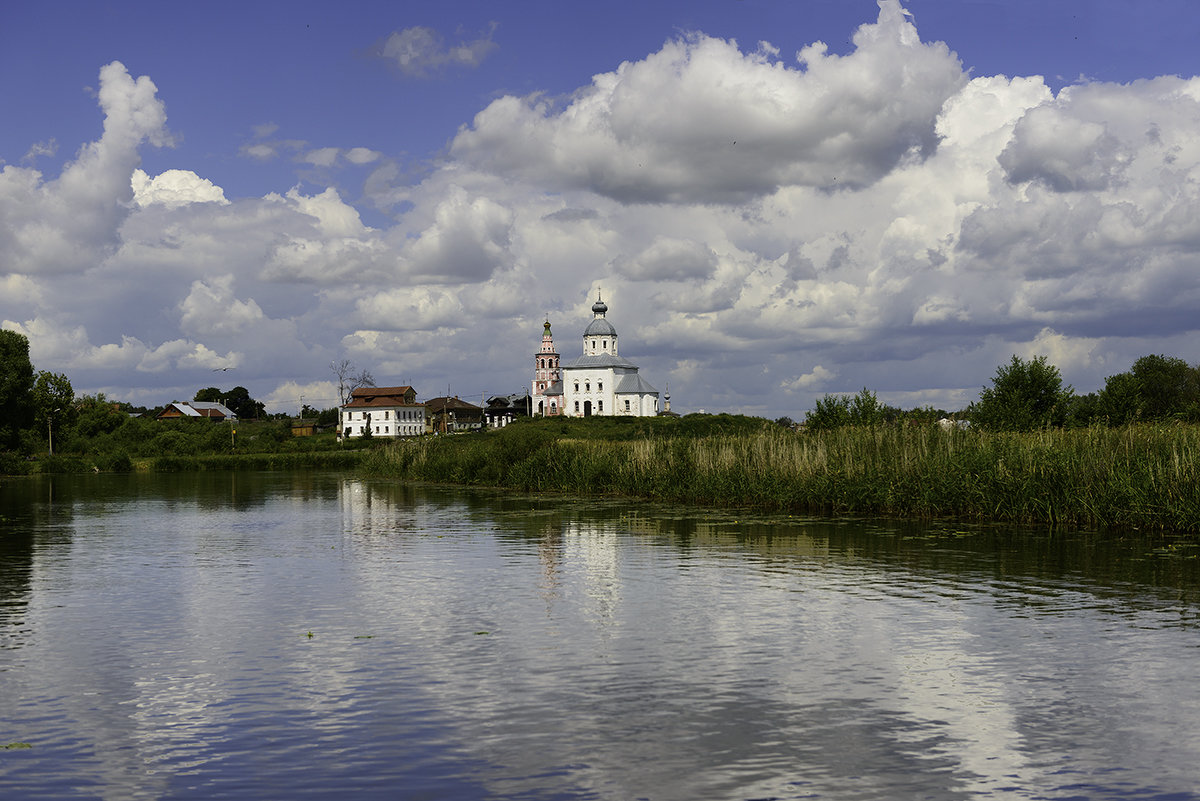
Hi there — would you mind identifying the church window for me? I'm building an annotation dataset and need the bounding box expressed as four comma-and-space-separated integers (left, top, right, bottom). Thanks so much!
598, 382, 603, 391
574, 382, 579, 392
598, 400, 603, 412
603, 340, 607, 349
585, 382, 590, 391
625, 400, 630, 411
574, 401, 580, 412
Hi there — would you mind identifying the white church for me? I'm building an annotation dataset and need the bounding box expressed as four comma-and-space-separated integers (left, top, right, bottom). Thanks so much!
531, 294, 661, 417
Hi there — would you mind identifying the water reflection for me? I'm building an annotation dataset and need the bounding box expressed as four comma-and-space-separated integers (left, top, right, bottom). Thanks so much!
0, 473, 1198, 800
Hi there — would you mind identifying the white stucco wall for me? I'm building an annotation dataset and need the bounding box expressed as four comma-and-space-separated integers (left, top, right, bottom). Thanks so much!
340, 406, 425, 438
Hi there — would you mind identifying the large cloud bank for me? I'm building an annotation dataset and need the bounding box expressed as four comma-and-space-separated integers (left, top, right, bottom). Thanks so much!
4, 1, 1200, 416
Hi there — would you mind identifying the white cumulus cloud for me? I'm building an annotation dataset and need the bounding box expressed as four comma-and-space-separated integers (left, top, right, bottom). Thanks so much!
132, 168, 229, 208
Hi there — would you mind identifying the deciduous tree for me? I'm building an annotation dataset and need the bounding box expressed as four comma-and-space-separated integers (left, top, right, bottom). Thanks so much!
971, 355, 1073, 431
194, 386, 265, 419
330, 359, 375, 406
32, 371, 76, 452
0, 330, 36, 451
1130, 354, 1200, 421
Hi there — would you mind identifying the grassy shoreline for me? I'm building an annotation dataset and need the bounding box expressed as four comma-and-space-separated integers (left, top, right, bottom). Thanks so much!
360, 417, 1200, 533
16, 449, 369, 474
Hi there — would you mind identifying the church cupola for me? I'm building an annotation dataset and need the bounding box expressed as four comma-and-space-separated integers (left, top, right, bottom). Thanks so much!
583, 291, 618, 356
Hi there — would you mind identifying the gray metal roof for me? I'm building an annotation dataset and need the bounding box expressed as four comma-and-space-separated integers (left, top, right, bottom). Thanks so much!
562, 353, 639, 370
583, 317, 617, 337
614, 373, 659, 395
169, 401, 237, 419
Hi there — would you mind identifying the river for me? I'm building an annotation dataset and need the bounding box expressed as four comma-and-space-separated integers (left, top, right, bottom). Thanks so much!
1, 471, 1199, 800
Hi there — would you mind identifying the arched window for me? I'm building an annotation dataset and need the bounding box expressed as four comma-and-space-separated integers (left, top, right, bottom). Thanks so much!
574, 382, 579, 392
574, 401, 580, 412
585, 382, 590, 391
598, 381, 603, 392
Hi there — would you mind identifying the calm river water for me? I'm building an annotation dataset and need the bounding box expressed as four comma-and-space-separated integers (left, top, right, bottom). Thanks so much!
2, 471, 1199, 800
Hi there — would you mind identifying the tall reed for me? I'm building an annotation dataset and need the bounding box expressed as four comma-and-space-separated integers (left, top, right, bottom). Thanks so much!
360, 422, 1200, 532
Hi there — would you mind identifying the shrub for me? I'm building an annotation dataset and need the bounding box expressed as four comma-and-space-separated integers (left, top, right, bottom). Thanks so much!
94, 450, 134, 473
0, 451, 30, 476
37, 454, 91, 474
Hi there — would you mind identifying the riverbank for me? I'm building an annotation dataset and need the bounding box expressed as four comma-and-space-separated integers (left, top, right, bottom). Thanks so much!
16, 449, 369, 474
361, 416, 1200, 533
0, 419, 373, 476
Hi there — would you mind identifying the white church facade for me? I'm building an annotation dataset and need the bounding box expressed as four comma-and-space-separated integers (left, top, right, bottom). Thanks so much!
531, 294, 660, 417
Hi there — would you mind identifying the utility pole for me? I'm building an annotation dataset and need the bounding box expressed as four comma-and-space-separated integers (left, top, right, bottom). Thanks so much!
48, 408, 61, 455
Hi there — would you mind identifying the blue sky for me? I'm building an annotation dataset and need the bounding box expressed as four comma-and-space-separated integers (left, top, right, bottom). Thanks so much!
3, 1, 1200, 416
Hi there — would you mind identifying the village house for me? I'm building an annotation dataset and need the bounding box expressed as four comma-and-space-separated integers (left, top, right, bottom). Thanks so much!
156, 401, 237, 421
424, 396, 484, 433
485, 393, 532, 428
340, 386, 425, 439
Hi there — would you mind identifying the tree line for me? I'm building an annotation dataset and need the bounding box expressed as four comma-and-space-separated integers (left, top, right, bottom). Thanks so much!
802, 353, 1200, 431
0, 330, 355, 473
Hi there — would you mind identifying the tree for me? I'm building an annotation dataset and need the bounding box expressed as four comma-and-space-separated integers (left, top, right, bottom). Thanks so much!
225, 386, 265, 420
805, 394, 852, 430
0, 330, 36, 451
194, 386, 223, 403
1066, 391, 1103, 427
1095, 355, 1200, 424
32, 371, 76, 453
805, 388, 887, 430
194, 386, 265, 419
849, 387, 884, 426
330, 359, 375, 407
1130, 354, 1200, 421
970, 355, 1073, 431
74, 394, 128, 438
1097, 371, 1141, 425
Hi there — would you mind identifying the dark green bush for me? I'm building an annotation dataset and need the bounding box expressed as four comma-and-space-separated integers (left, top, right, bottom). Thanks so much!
94, 450, 134, 473
38, 454, 92, 474
0, 451, 31, 475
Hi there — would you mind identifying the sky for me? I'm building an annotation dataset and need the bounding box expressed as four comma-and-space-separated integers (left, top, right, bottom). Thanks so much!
4, 0, 1200, 418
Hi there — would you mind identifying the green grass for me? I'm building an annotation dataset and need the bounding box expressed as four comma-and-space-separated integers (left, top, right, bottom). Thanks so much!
4, 419, 377, 475
361, 416, 1200, 533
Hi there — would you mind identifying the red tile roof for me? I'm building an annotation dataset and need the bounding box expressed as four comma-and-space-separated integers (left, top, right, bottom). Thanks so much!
344, 386, 420, 409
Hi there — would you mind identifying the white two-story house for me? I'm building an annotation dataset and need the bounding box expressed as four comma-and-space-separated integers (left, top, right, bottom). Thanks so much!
340, 385, 425, 438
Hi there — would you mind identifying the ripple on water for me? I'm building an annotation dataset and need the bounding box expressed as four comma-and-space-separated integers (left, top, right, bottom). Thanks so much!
2, 475, 1199, 799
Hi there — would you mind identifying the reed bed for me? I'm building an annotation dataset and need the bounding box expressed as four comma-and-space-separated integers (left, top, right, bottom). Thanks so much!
360, 422, 1200, 532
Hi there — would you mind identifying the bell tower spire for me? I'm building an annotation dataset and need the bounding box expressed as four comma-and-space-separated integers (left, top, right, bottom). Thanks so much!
532, 317, 561, 415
